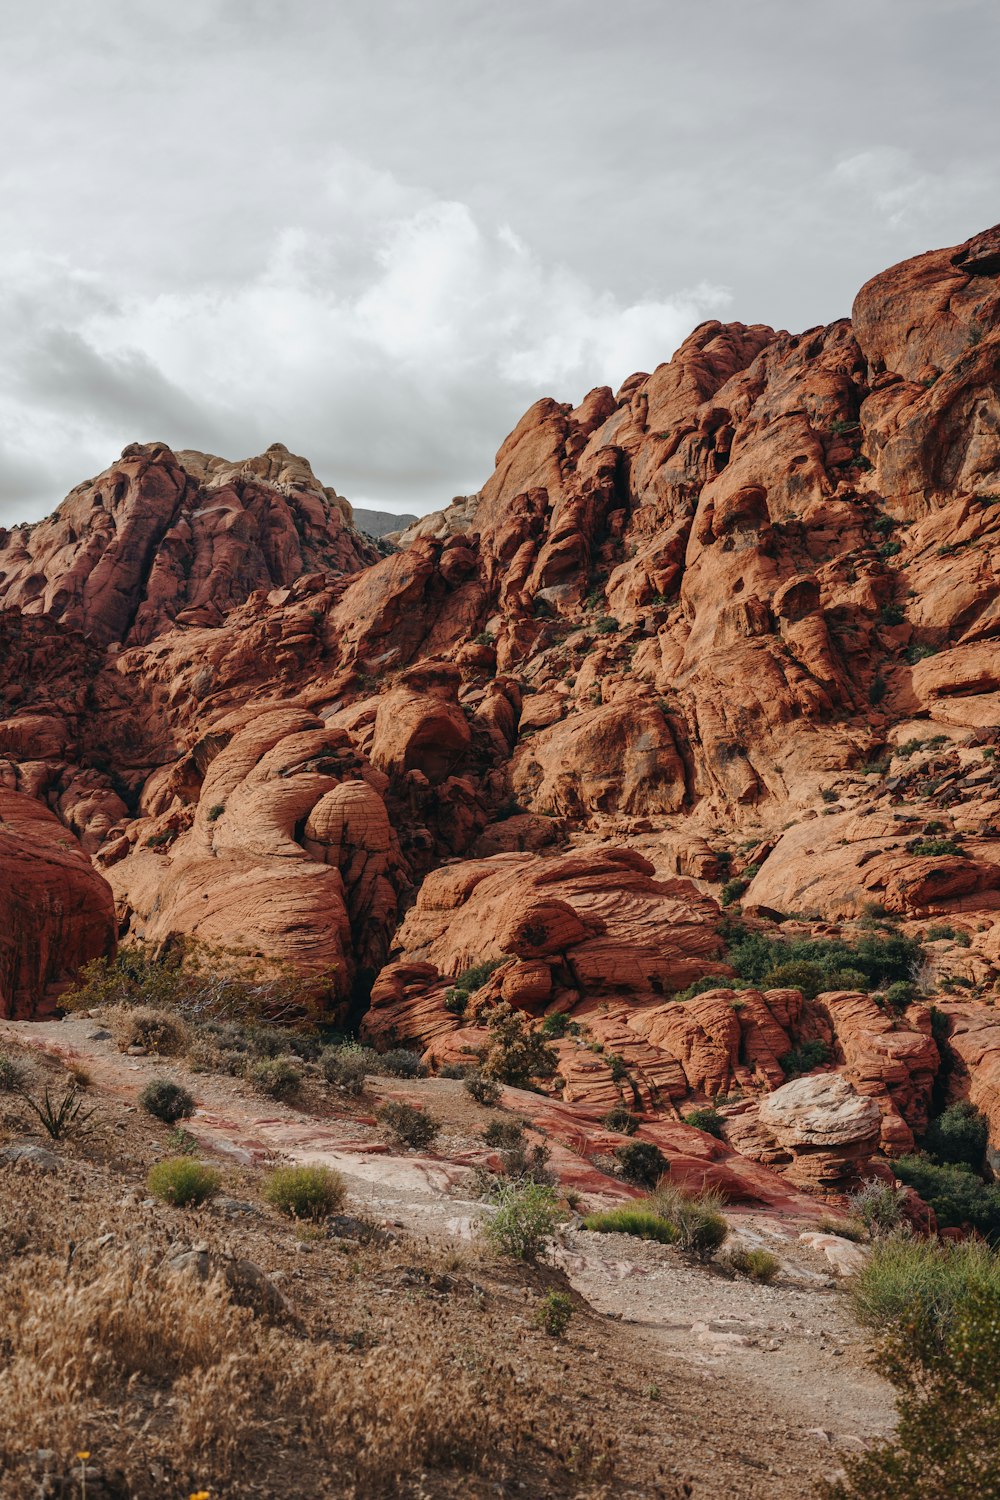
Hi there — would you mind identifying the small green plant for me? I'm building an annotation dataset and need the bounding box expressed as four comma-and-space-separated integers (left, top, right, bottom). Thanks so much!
479, 1002, 558, 1089
18, 1084, 95, 1140
720, 1246, 780, 1283
482, 1181, 562, 1261
248, 1057, 302, 1102
595, 616, 619, 634
320, 1045, 372, 1094
682, 1107, 724, 1138
720, 877, 749, 907
377, 1100, 439, 1149
375, 1048, 427, 1078
778, 1039, 830, 1076
894, 1155, 1000, 1241
878, 603, 905, 627
582, 1205, 679, 1244
147, 1156, 219, 1207
922, 1101, 988, 1172
648, 1184, 729, 1260
262, 1164, 345, 1220
139, 1078, 196, 1124
443, 988, 468, 1015
534, 1289, 574, 1337
846, 1179, 908, 1239
464, 1070, 502, 1107
614, 1141, 668, 1188
601, 1104, 638, 1135
206, 803, 225, 821
911, 838, 963, 857
820, 787, 839, 803
884, 980, 917, 1012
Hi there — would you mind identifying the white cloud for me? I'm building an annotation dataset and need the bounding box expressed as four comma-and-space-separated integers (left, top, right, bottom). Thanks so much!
0, 161, 730, 520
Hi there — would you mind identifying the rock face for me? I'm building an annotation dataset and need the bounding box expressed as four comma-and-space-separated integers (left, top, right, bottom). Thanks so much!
0, 442, 378, 646
754, 1074, 882, 1189
0, 789, 116, 1018
7, 223, 1000, 1205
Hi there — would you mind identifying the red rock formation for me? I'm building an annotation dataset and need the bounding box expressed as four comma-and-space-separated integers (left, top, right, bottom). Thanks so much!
7, 222, 1000, 1205
0, 789, 116, 1018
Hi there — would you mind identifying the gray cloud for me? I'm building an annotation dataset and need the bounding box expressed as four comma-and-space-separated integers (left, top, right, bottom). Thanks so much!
1, 0, 998, 523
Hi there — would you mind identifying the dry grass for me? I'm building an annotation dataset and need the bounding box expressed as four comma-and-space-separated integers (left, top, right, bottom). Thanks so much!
0, 1158, 623, 1499
107, 1005, 191, 1057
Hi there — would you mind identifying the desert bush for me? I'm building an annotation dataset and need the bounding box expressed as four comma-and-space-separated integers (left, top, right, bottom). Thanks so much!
682, 1107, 724, 1138
479, 1002, 558, 1089
922, 1100, 988, 1171
582, 1206, 679, 1245
614, 1141, 668, 1189
464, 1069, 502, 1106
847, 1180, 908, 1239
483, 1118, 525, 1150
65, 939, 324, 1029
248, 1057, 302, 1102
778, 1039, 830, 1076
894, 1155, 1000, 1241
109, 1005, 191, 1056
648, 1184, 729, 1260
147, 1157, 219, 1207
482, 1181, 561, 1261
720, 877, 749, 907
884, 980, 917, 1011
721, 921, 922, 994
139, 1078, 196, 1124
720, 1246, 780, 1283
376, 1101, 439, 1149
817, 1214, 867, 1242
601, 1104, 638, 1134
373, 1048, 426, 1079
262, 1164, 345, 1220
0, 1052, 26, 1092
320, 1045, 372, 1094
534, 1290, 574, 1337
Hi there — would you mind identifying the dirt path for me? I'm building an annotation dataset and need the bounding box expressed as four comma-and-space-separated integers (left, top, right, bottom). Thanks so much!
1, 1015, 897, 1498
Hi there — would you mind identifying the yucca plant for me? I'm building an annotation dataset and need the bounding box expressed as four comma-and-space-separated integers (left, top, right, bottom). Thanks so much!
17, 1083, 94, 1140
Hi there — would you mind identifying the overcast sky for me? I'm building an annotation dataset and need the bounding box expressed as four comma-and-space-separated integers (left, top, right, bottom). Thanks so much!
1, 0, 997, 523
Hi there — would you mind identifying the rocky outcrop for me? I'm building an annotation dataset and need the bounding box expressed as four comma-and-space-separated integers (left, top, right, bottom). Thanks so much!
0, 789, 116, 1018
6, 221, 1000, 1204
0, 442, 378, 646
745, 1074, 882, 1190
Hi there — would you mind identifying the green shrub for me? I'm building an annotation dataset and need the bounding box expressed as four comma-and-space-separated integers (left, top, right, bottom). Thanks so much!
778, 1039, 830, 1076
911, 838, 963, 857
248, 1057, 302, 1102
534, 1289, 574, 1337
720, 1246, 780, 1283
110, 1005, 190, 1057
139, 1078, 196, 1124
375, 1048, 426, 1078
846, 1179, 908, 1238
376, 1101, 439, 1149
820, 787, 839, 803
482, 1181, 561, 1261
721, 922, 922, 994
582, 1205, 679, 1245
683, 1108, 724, 1138
479, 1002, 558, 1089
649, 1185, 729, 1260
320, 1045, 372, 1094
463, 1070, 502, 1106
894, 1155, 1000, 1241
147, 1157, 219, 1207
878, 603, 905, 627
206, 803, 225, 821
454, 958, 506, 992
851, 1235, 1000, 1342
761, 959, 827, 998
262, 1164, 345, 1220
443, 988, 468, 1015
539, 1011, 571, 1039
720, 878, 749, 907
614, 1141, 668, 1189
483, 1118, 524, 1150
923, 1101, 988, 1172
884, 980, 917, 1011
601, 1104, 638, 1135
595, 616, 619, 634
